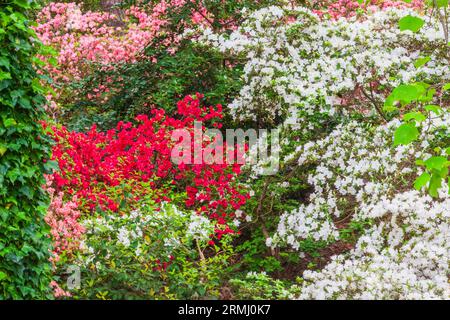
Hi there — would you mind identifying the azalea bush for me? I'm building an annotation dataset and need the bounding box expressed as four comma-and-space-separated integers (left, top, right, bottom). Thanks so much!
65, 202, 236, 299
45, 93, 249, 298
65, 39, 244, 130
195, 2, 449, 299
48, 93, 249, 234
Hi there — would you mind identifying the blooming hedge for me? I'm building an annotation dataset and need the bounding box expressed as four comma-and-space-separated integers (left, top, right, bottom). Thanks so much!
48, 93, 248, 238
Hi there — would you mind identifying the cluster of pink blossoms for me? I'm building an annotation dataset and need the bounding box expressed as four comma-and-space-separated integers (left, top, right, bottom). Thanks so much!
34, 1, 213, 110
44, 175, 85, 266
312, 0, 423, 19
34, 2, 162, 83
44, 174, 84, 298
50, 280, 72, 298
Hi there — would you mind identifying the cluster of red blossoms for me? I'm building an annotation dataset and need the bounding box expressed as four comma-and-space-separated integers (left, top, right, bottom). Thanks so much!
47, 94, 249, 238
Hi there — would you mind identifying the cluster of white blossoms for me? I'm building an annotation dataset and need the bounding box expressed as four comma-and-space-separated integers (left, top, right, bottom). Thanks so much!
265, 112, 450, 299
268, 120, 410, 247
79, 203, 217, 265
186, 213, 216, 243
299, 191, 450, 299
196, 3, 450, 299
198, 6, 450, 127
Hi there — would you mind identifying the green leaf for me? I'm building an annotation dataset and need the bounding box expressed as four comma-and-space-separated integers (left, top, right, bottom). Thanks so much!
43, 160, 59, 173
424, 156, 448, 170
446, 147, 450, 155
414, 56, 430, 68
416, 159, 425, 166
12, 0, 31, 9
421, 87, 436, 102
435, 0, 449, 7
394, 123, 419, 146
3, 118, 17, 128
424, 104, 442, 115
385, 84, 423, 107
414, 172, 431, 190
429, 174, 443, 197
403, 111, 426, 123
383, 103, 398, 113
31, 78, 45, 94
0, 57, 10, 70
399, 15, 425, 33
0, 71, 11, 81
443, 83, 450, 91
0, 145, 6, 157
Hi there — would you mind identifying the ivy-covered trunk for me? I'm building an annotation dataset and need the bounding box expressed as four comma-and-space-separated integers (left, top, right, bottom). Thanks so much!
0, 0, 52, 299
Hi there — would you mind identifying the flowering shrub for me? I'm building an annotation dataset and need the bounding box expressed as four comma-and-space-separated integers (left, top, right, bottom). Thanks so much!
270, 112, 449, 243
34, 1, 261, 115
44, 175, 85, 266
312, 0, 423, 20
34, 2, 162, 111
198, 6, 449, 128
194, 3, 449, 300
61, 201, 236, 299
4, 0, 448, 301
49, 94, 249, 237
35, 2, 170, 82
67, 38, 244, 130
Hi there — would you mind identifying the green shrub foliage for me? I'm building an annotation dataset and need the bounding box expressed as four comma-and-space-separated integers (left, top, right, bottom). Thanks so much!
0, 0, 53, 299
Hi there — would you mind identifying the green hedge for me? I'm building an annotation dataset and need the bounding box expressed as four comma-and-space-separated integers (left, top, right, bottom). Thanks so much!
0, 0, 53, 299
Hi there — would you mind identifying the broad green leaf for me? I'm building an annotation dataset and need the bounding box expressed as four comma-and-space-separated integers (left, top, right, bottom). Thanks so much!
0, 57, 10, 69
443, 83, 450, 91
43, 160, 59, 173
394, 123, 419, 146
429, 174, 442, 197
0, 145, 6, 157
399, 15, 425, 33
414, 172, 431, 190
0, 71, 11, 81
424, 156, 448, 170
403, 111, 426, 123
424, 104, 442, 115
3, 118, 17, 128
414, 56, 430, 68
435, 0, 449, 7
12, 0, 31, 9
446, 147, 450, 155
421, 87, 436, 102
386, 84, 423, 107
416, 159, 425, 166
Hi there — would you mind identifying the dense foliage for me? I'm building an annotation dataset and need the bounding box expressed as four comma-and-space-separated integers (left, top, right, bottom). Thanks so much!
0, 0, 53, 299
1, 0, 449, 300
